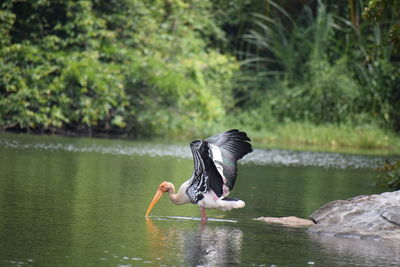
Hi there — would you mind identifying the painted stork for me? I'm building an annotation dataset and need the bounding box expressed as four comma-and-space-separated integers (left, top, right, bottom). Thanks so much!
145, 129, 253, 221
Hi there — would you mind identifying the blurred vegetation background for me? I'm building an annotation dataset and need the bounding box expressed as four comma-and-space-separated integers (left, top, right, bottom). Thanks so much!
1, 0, 399, 151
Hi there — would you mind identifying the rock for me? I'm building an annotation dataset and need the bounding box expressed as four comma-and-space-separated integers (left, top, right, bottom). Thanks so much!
308, 190, 400, 241
255, 216, 314, 227
381, 206, 400, 226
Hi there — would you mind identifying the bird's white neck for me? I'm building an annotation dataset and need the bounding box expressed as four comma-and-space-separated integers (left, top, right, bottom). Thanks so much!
168, 181, 190, 205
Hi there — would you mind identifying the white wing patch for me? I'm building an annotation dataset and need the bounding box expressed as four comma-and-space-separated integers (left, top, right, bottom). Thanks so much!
209, 144, 223, 176
209, 144, 230, 197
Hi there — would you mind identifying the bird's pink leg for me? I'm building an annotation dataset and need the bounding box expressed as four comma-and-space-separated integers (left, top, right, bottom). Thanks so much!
200, 207, 207, 222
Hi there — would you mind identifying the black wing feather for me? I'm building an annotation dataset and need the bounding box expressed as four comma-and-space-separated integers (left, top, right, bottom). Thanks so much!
206, 129, 252, 190
186, 130, 252, 203
186, 140, 208, 203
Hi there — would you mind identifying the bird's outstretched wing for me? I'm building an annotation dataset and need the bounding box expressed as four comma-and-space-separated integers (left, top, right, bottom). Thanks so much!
206, 129, 252, 192
186, 139, 219, 203
186, 129, 252, 203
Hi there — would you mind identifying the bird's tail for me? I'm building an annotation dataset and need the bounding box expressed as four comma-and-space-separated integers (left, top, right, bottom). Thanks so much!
218, 198, 245, 211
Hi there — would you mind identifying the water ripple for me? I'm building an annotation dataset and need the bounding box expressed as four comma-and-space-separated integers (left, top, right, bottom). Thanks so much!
241, 148, 395, 169
0, 137, 396, 169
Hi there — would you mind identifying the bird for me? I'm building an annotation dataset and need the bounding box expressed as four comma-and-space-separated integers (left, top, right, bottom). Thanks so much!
145, 129, 253, 221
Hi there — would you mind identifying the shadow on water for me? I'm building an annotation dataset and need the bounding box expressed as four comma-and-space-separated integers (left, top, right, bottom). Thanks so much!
148, 215, 238, 223
146, 218, 243, 266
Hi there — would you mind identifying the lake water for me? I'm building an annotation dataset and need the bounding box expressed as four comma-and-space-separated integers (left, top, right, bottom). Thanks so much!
1, 132, 400, 266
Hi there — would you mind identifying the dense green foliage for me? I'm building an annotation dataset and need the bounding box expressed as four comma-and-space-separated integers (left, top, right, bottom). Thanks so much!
234, 1, 400, 131
1, 0, 399, 143
0, 0, 237, 136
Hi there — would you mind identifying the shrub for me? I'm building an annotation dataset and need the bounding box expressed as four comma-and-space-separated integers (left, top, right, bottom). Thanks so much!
376, 160, 400, 190
0, 0, 238, 136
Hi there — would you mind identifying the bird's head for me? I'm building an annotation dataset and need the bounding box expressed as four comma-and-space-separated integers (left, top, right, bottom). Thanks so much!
159, 181, 173, 193
145, 181, 174, 218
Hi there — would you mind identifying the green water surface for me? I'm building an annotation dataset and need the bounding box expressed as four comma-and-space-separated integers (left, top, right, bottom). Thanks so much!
0, 133, 399, 267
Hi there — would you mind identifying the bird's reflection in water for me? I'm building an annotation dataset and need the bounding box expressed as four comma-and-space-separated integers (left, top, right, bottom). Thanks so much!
183, 223, 243, 266
146, 218, 243, 266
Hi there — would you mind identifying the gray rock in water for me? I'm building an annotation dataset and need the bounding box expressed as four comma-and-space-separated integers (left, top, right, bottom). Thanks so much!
308, 190, 400, 241
381, 206, 400, 226
254, 216, 314, 227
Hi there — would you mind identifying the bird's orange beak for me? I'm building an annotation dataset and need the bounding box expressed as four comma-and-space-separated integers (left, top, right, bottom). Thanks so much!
145, 188, 163, 218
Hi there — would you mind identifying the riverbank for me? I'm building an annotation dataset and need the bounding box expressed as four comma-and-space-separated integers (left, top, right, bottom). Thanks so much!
186, 120, 399, 156
2, 121, 400, 156
247, 122, 400, 156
